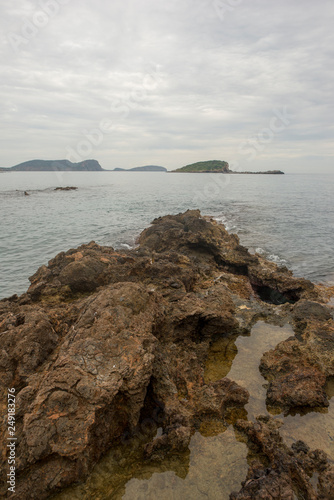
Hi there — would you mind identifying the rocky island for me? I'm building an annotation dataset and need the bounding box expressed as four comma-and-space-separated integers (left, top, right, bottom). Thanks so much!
0, 159, 104, 172
0, 211, 333, 499
172, 160, 284, 174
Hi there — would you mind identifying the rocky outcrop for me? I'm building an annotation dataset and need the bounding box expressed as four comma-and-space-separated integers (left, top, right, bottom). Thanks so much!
260, 300, 334, 412
231, 416, 334, 500
0, 210, 333, 499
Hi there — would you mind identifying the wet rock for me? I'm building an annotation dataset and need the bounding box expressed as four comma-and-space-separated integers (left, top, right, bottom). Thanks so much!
58, 258, 105, 293
138, 210, 256, 275
0, 210, 333, 498
266, 365, 329, 409
144, 425, 192, 461
231, 416, 334, 500
260, 317, 334, 412
293, 299, 332, 323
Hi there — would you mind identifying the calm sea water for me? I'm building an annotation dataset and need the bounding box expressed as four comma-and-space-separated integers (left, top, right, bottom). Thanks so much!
0, 171, 333, 300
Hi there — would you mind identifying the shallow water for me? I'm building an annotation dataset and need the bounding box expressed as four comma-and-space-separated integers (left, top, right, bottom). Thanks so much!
55, 425, 248, 500
122, 428, 248, 500
54, 320, 333, 500
281, 380, 334, 463
206, 321, 295, 421
207, 322, 334, 463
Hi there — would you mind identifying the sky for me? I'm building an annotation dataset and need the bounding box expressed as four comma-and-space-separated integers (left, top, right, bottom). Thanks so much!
0, 0, 333, 173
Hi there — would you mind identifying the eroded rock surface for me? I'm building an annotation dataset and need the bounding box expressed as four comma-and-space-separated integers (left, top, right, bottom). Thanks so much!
0, 210, 333, 499
260, 300, 334, 413
231, 416, 334, 500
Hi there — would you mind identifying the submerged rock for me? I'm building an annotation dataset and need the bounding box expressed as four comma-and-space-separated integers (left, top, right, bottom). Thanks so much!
260, 302, 334, 413
231, 416, 334, 500
0, 210, 333, 499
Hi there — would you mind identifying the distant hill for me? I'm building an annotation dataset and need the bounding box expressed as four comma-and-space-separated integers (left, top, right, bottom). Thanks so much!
113, 165, 167, 172
172, 160, 230, 173
171, 160, 284, 174
0, 159, 103, 172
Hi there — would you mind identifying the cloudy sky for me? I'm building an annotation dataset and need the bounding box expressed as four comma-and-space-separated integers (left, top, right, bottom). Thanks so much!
0, 0, 333, 172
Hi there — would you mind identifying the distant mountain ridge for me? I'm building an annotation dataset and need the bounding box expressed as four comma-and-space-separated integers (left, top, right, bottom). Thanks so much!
113, 165, 167, 172
0, 159, 103, 172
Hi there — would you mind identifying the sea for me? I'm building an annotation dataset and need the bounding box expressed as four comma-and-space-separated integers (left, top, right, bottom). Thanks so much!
0, 171, 333, 300
1, 171, 334, 499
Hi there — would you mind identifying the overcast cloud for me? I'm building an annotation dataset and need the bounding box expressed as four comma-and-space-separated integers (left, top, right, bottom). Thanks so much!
0, 0, 333, 172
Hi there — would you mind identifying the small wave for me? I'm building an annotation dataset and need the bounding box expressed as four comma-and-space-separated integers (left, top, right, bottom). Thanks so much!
254, 247, 287, 266
268, 254, 288, 265
110, 238, 138, 250
213, 216, 238, 233
214, 216, 227, 226
118, 243, 134, 250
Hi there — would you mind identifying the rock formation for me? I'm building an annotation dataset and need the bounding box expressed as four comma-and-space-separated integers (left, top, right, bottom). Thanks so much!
231, 416, 334, 499
0, 210, 333, 499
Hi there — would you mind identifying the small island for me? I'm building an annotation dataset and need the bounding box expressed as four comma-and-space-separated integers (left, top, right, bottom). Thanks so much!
113, 165, 167, 172
172, 160, 230, 173
172, 160, 284, 174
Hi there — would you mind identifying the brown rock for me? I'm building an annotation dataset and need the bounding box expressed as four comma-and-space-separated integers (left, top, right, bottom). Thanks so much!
260, 318, 334, 412
293, 299, 332, 323
0, 210, 333, 498
230, 416, 334, 500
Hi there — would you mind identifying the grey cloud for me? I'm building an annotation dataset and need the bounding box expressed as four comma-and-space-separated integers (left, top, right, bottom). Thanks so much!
0, 0, 333, 171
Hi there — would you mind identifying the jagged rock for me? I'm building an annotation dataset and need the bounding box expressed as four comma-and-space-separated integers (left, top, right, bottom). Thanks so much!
293, 299, 332, 323
230, 416, 334, 500
260, 312, 334, 412
0, 210, 333, 499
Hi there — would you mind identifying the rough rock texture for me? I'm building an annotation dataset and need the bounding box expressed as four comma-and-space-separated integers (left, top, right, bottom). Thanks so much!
230, 416, 334, 500
0, 210, 333, 499
260, 301, 334, 412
